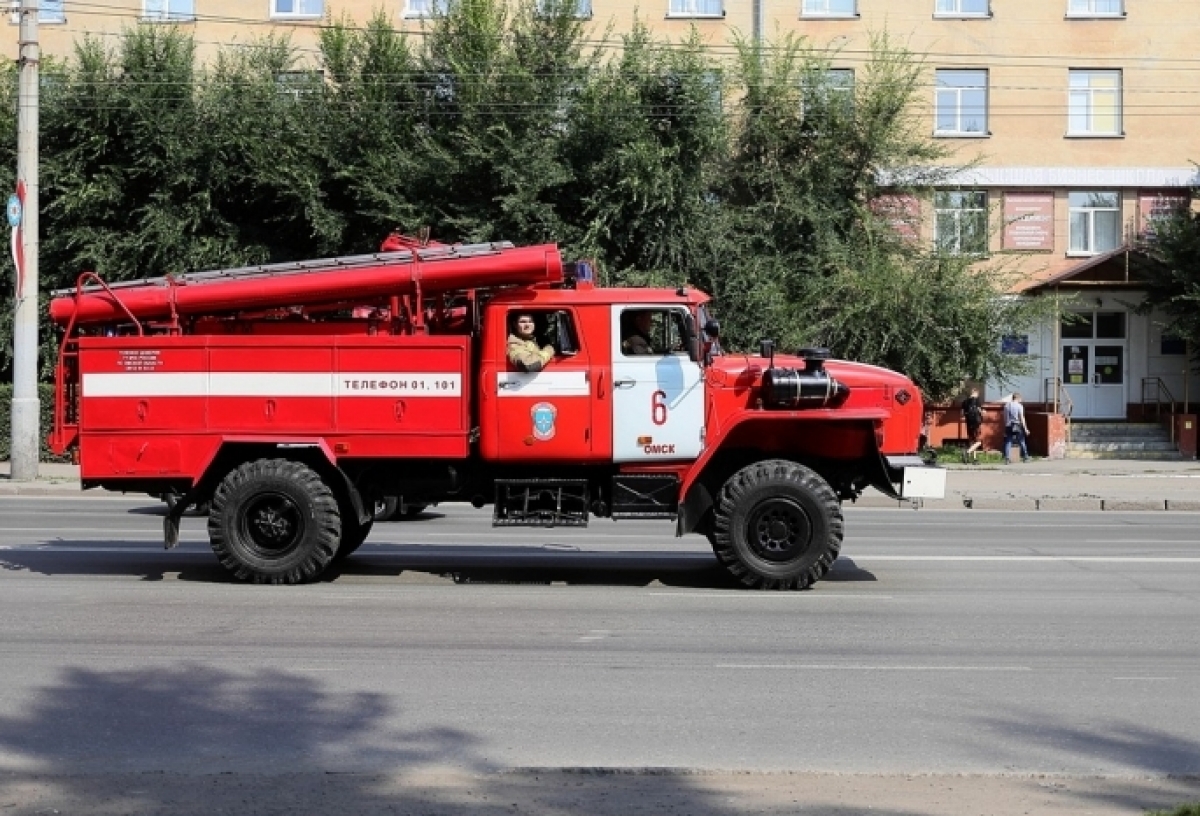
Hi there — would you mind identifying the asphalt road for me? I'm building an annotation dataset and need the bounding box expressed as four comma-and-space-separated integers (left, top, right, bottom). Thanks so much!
2, 496, 1199, 813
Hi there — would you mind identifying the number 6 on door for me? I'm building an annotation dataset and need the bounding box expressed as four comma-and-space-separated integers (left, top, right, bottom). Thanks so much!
651, 389, 668, 425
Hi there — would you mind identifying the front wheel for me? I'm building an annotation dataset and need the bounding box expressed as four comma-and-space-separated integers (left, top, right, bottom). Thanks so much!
710, 460, 842, 590
208, 459, 341, 584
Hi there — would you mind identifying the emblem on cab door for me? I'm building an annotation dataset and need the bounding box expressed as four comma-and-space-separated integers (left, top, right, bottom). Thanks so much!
531, 402, 557, 441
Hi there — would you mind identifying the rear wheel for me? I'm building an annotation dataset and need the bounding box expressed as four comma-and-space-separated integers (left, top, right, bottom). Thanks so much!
710, 459, 842, 590
208, 459, 341, 584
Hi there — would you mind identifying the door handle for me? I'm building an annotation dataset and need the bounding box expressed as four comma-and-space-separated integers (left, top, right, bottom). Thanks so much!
597, 371, 605, 399
499, 380, 520, 390
614, 379, 636, 389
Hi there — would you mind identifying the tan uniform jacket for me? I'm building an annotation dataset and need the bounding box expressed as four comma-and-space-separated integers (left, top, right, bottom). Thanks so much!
507, 334, 554, 372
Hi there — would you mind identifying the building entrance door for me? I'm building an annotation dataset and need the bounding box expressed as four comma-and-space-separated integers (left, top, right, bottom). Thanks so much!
1059, 311, 1127, 420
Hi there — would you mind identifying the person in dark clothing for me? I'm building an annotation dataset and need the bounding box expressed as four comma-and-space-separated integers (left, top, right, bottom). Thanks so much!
961, 388, 984, 463
621, 311, 656, 356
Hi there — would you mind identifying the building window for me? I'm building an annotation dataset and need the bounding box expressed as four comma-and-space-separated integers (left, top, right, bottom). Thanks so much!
669, 0, 723, 16
801, 0, 856, 17
271, 0, 324, 18
935, 69, 987, 136
935, 191, 988, 255
275, 71, 324, 101
935, 0, 988, 16
1067, 0, 1123, 16
144, 0, 195, 21
404, 0, 435, 17
802, 68, 854, 110
538, 0, 592, 16
1068, 70, 1121, 136
1068, 191, 1121, 255
39, 0, 65, 22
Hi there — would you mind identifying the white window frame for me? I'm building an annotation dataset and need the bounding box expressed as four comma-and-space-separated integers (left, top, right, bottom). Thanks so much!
935, 191, 988, 256
1068, 191, 1121, 256
935, 69, 988, 136
275, 70, 325, 102
801, 0, 857, 18
270, 0, 324, 19
801, 68, 854, 117
1066, 0, 1123, 17
1068, 69, 1122, 136
403, 0, 433, 17
13, 0, 66, 24
537, 0, 592, 16
668, 0, 723, 18
143, 0, 196, 22
934, 0, 989, 17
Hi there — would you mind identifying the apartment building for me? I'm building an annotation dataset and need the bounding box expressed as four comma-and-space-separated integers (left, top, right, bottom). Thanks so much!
9, 1, 1200, 420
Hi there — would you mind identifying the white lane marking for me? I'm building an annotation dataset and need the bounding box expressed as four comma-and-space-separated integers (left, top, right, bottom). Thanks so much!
1113, 677, 1176, 681
846, 555, 1200, 562
3, 543, 1200, 565
577, 630, 611, 642
717, 664, 1032, 672
649, 593, 893, 599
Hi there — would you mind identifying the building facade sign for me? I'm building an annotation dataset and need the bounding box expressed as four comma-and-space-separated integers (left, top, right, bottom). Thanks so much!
871, 194, 920, 242
1137, 190, 1189, 239
1003, 192, 1054, 251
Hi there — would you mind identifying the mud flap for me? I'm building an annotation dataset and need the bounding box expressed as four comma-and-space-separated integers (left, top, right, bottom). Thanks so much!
162, 490, 199, 550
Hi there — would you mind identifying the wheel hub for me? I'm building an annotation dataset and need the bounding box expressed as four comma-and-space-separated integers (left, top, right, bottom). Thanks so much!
243, 493, 303, 555
748, 499, 812, 562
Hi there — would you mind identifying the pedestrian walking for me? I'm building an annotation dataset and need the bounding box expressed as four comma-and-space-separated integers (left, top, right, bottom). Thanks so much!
961, 388, 984, 463
1002, 393, 1031, 463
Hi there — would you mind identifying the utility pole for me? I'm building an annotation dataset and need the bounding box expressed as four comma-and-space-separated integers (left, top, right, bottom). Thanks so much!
9, 0, 40, 480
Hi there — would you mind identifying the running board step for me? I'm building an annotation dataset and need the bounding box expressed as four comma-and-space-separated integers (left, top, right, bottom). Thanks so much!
493, 479, 589, 527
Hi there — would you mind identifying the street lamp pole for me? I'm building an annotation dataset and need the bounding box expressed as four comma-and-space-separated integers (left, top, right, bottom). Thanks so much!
9, 0, 40, 481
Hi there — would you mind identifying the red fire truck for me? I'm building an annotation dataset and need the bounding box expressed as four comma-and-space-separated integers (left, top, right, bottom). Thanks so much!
47, 234, 943, 588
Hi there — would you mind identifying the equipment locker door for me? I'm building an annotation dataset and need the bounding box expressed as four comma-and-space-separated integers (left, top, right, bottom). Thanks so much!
610, 306, 704, 462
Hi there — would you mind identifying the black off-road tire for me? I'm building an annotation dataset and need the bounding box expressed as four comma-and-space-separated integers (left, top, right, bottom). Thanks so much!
208, 459, 341, 584
711, 459, 843, 590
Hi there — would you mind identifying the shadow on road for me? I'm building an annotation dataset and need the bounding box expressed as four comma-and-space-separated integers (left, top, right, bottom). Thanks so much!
6, 665, 1191, 815
0, 542, 876, 590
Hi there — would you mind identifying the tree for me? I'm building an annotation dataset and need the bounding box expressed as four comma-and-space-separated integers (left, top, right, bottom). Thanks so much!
1138, 184, 1200, 358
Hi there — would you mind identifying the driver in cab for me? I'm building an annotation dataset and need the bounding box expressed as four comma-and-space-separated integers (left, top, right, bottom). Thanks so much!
621, 310, 656, 356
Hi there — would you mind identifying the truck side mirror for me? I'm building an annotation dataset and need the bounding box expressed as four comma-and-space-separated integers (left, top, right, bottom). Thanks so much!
759, 339, 776, 367
703, 319, 720, 338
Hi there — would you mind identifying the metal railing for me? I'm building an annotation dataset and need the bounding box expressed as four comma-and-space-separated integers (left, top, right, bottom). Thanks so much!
1044, 377, 1074, 419
1141, 377, 1178, 442
1044, 377, 1073, 445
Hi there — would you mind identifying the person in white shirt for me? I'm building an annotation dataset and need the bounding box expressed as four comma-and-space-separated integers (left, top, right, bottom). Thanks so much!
1002, 393, 1031, 464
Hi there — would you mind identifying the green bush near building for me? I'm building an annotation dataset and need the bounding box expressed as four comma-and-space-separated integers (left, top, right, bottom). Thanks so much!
0, 383, 71, 462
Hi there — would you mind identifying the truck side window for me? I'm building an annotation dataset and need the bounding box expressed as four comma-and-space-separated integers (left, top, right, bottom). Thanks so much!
505, 309, 579, 371
620, 309, 688, 357
620, 310, 659, 356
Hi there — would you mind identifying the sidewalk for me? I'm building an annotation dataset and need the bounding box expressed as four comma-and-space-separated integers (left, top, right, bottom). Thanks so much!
3, 458, 1200, 510
857, 456, 1200, 511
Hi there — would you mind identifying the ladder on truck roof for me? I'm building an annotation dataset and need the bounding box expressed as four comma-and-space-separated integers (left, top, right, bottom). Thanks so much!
49, 242, 518, 298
